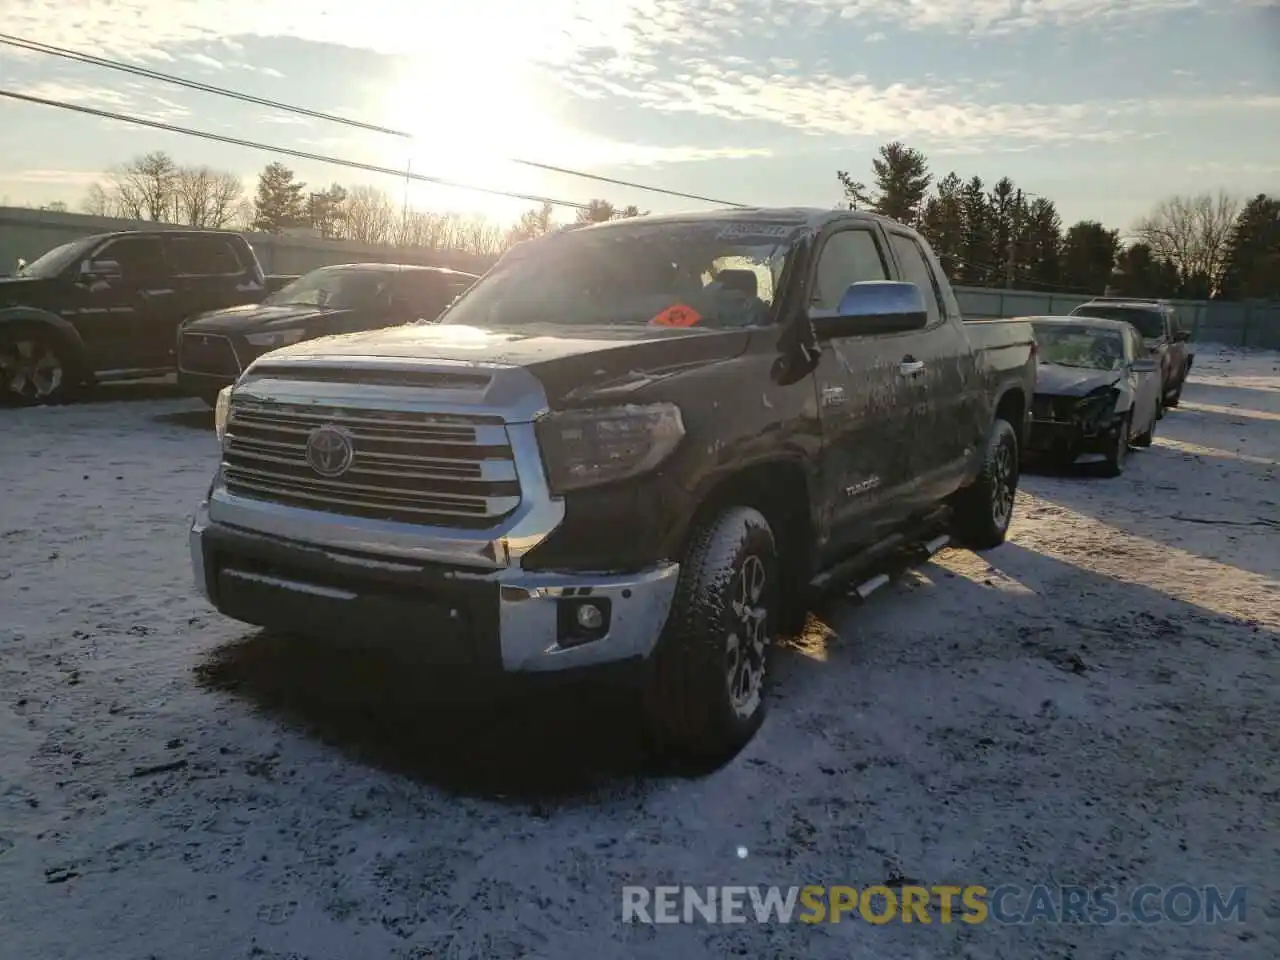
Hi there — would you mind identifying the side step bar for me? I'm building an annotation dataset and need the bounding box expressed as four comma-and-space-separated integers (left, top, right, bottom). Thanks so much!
808, 506, 953, 602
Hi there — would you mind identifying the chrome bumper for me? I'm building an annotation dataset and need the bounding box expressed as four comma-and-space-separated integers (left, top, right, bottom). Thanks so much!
190, 501, 680, 673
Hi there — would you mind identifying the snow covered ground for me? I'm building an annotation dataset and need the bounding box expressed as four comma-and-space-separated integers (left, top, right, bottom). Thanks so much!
1, 347, 1277, 960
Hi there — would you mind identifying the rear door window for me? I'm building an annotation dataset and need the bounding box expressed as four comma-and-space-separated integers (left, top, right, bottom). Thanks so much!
168, 235, 245, 276
888, 232, 945, 326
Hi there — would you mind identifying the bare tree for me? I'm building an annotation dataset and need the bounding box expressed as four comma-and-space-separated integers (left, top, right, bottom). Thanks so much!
391, 209, 437, 249
460, 216, 505, 255
1133, 191, 1241, 295
82, 182, 118, 217
174, 166, 245, 228
84, 152, 242, 227
229, 199, 256, 233
341, 185, 396, 244
106, 151, 180, 221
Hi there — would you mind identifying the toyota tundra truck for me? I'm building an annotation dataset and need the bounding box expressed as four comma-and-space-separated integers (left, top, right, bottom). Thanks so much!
189, 208, 1037, 757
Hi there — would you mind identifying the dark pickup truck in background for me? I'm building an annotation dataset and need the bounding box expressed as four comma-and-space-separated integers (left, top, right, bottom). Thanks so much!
177, 262, 479, 405
190, 208, 1037, 757
1070, 297, 1194, 407
0, 229, 289, 404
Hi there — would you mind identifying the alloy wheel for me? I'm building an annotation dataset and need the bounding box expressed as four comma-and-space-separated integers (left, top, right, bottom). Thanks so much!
990, 440, 1017, 528
1, 338, 64, 401
726, 553, 769, 718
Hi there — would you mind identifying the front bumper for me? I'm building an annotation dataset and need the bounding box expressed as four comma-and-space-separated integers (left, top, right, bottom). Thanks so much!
190, 501, 680, 675
1026, 415, 1123, 461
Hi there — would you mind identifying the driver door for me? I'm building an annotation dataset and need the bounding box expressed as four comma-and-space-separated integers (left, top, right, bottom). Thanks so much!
79, 235, 180, 371
808, 224, 919, 565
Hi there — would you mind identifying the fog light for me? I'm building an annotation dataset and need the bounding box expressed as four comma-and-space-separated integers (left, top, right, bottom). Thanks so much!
576, 602, 605, 630
557, 597, 612, 647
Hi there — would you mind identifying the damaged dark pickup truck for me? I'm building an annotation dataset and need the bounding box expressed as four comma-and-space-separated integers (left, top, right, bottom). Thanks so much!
189, 208, 1037, 757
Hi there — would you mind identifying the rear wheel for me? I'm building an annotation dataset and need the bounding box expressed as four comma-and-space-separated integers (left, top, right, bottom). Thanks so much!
644, 506, 778, 760
1165, 369, 1186, 407
0, 326, 75, 406
951, 418, 1020, 550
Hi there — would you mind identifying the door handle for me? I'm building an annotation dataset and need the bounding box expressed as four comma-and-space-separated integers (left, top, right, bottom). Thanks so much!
898, 358, 925, 377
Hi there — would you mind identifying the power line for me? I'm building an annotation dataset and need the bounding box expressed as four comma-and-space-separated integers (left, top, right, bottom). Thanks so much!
0, 87, 593, 210
0, 32, 749, 209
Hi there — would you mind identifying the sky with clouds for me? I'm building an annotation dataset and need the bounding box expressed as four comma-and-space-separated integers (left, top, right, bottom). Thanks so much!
0, 0, 1276, 230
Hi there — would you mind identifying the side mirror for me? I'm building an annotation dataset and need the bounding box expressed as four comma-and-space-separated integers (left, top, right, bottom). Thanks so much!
810, 281, 929, 339
15, 257, 26, 272
1172, 330, 1190, 343
1131, 358, 1159, 373
81, 259, 122, 281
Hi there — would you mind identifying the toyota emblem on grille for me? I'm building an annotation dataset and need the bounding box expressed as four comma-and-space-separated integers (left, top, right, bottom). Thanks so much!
305, 425, 354, 478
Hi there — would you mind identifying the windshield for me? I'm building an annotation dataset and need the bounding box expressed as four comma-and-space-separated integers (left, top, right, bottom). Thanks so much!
440, 220, 798, 331
1034, 323, 1127, 371
16, 237, 97, 279
1073, 305, 1164, 339
265, 268, 391, 309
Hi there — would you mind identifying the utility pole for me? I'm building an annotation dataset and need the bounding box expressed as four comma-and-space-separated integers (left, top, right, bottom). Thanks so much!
1005, 187, 1023, 290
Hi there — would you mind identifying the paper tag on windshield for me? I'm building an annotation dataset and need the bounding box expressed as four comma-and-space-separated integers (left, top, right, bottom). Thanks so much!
716, 222, 793, 240
650, 304, 703, 327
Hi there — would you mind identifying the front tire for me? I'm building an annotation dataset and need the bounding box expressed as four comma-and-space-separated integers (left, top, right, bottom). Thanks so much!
1133, 399, 1158, 447
951, 418, 1020, 550
644, 506, 778, 760
1101, 413, 1131, 477
0, 325, 75, 406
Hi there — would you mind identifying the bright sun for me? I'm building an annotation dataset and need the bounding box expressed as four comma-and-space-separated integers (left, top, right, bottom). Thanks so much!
376, 27, 576, 223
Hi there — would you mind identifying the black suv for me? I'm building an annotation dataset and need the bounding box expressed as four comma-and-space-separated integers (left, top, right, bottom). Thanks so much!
177, 262, 479, 405
0, 229, 268, 404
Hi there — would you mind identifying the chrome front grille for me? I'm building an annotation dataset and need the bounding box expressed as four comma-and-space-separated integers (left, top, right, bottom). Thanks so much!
222, 399, 521, 527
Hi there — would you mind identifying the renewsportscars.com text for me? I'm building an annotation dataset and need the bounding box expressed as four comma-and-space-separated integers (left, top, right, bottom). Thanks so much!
621, 884, 1247, 926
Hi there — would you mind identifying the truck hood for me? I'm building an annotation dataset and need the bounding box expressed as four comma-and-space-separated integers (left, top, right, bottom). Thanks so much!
0, 276, 52, 303
253, 321, 751, 406
1035, 362, 1120, 397
183, 302, 354, 333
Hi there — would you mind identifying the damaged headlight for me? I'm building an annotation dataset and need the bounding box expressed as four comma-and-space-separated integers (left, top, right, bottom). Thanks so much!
535, 403, 685, 494
1075, 386, 1120, 426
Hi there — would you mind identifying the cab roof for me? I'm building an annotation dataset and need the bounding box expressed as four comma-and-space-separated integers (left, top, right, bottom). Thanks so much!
559, 206, 902, 234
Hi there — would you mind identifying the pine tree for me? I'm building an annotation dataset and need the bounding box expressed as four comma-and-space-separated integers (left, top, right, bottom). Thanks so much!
1060, 221, 1121, 295
1110, 243, 1180, 298
252, 162, 307, 233
918, 172, 965, 280
1020, 198, 1063, 289
868, 142, 932, 225
958, 177, 993, 286
575, 199, 616, 224
307, 183, 348, 239
1216, 194, 1280, 300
